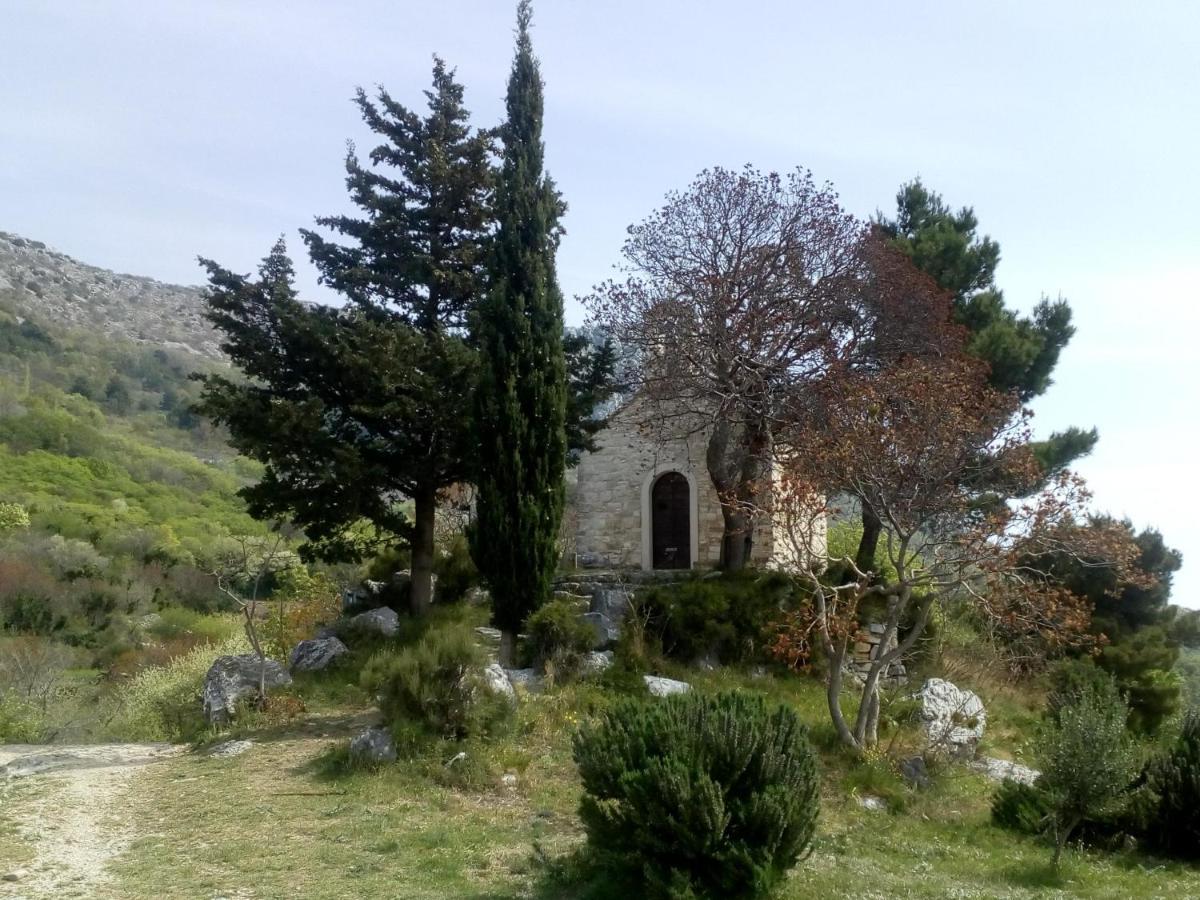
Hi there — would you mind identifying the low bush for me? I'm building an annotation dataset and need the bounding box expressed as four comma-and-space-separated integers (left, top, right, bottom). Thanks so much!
1145, 711, 1200, 858
634, 570, 802, 665
844, 745, 909, 812
361, 626, 511, 748
105, 634, 249, 742
572, 690, 819, 899
1045, 657, 1122, 726
263, 569, 342, 661
0, 693, 42, 742
146, 607, 238, 646
524, 599, 595, 678
991, 778, 1051, 835
1035, 679, 1139, 868
433, 534, 479, 604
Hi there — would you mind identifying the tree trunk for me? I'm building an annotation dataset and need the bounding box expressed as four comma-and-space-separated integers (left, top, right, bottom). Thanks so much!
1052, 815, 1079, 870
720, 505, 753, 572
707, 415, 770, 573
855, 502, 882, 576
410, 487, 437, 616
825, 640, 859, 749
498, 629, 516, 667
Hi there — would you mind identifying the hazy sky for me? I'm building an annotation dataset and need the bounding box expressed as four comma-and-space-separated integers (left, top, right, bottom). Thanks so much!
3, 1, 1198, 606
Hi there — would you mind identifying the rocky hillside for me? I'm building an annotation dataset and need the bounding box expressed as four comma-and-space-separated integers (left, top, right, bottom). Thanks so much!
0, 231, 221, 359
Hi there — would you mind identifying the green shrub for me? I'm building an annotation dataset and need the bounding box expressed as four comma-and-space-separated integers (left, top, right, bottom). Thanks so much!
524, 599, 595, 677
361, 626, 511, 747
433, 534, 479, 604
1146, 711, 1200, 858
1035, 679, 1139, 868
0, 693, 42, 742
634, 570, 801, 665
106, 634, 249, 741
991, 778, 1050, 835
1045, 657, 1123, 726
572, 690, 819, 899
844, 746, 909, 812
146, 607, 238, 645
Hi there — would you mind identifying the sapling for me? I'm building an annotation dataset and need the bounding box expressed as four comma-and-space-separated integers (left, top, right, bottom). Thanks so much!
1035, 680, 1138, 869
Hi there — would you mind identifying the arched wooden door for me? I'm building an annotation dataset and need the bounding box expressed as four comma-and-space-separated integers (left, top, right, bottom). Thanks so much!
651, 472, 691, 569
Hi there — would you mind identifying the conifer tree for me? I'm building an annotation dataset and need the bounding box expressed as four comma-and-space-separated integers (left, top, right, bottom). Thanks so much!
472, 1, 568, 664
196, 240, 478, 618
850, 181, 1098, 574
296, 59, 493, 614
199, 60, 492, 616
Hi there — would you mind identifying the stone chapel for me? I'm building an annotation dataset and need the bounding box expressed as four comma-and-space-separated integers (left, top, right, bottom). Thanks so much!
572, 398, 826, 572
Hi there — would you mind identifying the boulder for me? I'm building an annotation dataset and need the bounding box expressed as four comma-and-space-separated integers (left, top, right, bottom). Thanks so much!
914, 678, 986, 758
857, 795, 887, 811
347, 606, 401, 638
504, 667, 545, 694
350, 726, 397, 764
973, 756, 1039, 786
580, 611, 619, 648
580, 650, 614, 677
644, 675, 691, 697
899, 756, 931, 789
202, 654, 293, 724
590, 587, 631, 623
288, 636, 349, 672
482, 663, 517, 703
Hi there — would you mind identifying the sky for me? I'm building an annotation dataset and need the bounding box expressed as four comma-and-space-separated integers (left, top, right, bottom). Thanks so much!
3, 0, 1198, 606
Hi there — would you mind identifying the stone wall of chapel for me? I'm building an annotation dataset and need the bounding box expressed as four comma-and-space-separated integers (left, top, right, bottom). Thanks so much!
574, 400, 775, 569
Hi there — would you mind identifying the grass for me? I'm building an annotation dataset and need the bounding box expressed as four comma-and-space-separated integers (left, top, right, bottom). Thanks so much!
0, 778, 39, 873
11, 603, 1198, 898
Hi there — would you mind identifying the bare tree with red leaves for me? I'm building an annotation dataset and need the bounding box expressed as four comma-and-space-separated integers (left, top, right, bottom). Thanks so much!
587, 166, 951, 569
770, 353, 1142, 750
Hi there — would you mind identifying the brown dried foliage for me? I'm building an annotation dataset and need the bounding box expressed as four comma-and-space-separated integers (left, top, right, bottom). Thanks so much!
770, 350, 1143, 748
586, 166, 956, 566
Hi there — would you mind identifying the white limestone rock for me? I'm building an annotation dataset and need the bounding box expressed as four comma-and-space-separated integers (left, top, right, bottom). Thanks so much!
504, 668, 546, 694
974, 756, 1040, 785
580, 650, 614, 677
644, 675, 691, 697
914, 678, 986, 757
482, 663, 517, 703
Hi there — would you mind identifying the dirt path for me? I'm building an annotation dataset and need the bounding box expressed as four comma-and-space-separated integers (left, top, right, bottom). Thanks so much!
0, 743, 183, 899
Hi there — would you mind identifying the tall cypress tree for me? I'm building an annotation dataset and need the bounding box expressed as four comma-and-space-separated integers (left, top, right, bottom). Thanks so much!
472, 0, 568, 665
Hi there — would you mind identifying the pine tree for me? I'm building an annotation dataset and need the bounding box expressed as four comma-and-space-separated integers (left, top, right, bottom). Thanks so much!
196, 240, 478, 618
1039, 519, 1185, 734
852, 180, 1098, 574
298, 59, 494, 613
471, 1, 568, 665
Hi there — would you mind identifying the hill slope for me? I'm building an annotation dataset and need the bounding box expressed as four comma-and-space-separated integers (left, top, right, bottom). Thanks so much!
0, 232, 267, 708
0, 231, 220, 359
